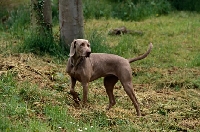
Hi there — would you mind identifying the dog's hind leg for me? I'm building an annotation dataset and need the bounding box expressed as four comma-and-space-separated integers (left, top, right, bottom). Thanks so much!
119, 74, 141, 116
104, 75, 118, 110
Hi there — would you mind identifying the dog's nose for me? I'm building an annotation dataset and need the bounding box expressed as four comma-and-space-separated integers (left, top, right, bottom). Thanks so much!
86, 51, 91, 57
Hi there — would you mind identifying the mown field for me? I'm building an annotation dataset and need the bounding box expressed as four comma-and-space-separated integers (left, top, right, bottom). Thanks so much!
1, 11, 200, 131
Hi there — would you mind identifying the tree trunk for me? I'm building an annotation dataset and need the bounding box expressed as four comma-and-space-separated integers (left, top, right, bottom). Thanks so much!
30, 0, 37, 29
43, 0, 52, 31
59, 0, 84, 47
31, 0, 52, 32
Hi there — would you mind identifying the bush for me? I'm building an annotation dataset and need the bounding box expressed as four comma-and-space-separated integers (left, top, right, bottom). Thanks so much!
111, 0, 172, 21
168, 0, 200, 12
83, 0, 112, 19
0, 5, 30, 32
19, 29, 67, 57
52, 0, 59, 24
83, 0, 172, 21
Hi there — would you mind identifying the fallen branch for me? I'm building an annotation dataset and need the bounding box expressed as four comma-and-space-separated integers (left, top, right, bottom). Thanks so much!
108, 26, 144, 36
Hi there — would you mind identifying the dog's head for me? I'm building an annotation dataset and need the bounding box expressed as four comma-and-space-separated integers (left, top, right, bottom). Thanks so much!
70, 39, 91, 57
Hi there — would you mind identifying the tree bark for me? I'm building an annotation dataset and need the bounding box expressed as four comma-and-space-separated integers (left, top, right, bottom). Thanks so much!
59, 0, 84, 47
43, 0, 52, 31
31, 0, 52, 32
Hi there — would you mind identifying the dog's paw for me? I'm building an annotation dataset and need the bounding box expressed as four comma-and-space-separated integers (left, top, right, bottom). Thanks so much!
68, 91, 81, 104
73, 96, 81, 104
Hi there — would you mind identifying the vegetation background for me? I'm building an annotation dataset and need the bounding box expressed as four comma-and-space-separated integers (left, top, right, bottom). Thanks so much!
0, 0, 200, 131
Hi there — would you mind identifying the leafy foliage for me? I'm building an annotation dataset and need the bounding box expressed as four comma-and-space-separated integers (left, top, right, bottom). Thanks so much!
168, 0, 200, 12
0, 5, 30, 35
18, 29, 67, 57
83, 0, 172, 21
111, 0, 172, 21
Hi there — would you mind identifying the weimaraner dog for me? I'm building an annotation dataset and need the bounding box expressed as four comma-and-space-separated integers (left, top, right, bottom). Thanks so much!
66, 39, 153, 116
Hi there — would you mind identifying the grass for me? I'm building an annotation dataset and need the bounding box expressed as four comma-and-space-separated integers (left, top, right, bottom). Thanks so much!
85, 12, 200, 68
0, 11, 200, 131
0, 72, 101, 131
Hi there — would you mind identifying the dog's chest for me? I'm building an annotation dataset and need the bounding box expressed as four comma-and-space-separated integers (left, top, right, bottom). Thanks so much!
69, 65, 91, 82
68, 67, 82, 81
67, 58, 92, 82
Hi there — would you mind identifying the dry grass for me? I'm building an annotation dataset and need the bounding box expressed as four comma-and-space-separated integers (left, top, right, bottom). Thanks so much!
0, 52, 199, 131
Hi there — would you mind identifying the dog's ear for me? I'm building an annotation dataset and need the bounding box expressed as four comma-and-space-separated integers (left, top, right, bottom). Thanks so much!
69, 39, 76, 57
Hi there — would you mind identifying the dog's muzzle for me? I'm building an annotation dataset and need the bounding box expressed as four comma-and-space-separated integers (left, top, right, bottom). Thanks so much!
86, 51, 91, 57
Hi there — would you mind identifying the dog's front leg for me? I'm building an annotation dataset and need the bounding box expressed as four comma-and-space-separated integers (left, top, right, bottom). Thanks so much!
81, 82, 89, 105
70, 76, 76, 93
69, 77, 80, 104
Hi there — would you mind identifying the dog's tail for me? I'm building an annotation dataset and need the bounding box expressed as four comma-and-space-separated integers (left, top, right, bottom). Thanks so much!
128, 43, 153, 63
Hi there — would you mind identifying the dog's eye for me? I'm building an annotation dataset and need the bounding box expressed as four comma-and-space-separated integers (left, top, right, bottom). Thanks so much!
80, 43, 84, 46
87, 44, 90, 47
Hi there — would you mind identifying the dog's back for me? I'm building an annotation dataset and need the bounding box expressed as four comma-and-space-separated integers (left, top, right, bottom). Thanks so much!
87, 53, 130, 81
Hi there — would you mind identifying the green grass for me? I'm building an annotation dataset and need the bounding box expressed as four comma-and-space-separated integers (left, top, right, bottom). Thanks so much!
0, 11, 200, 131
0, 72, 102, 131
85, 12, 200, 68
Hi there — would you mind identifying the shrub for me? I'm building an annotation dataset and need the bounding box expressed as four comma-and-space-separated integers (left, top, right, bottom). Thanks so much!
83, 0, 112, 19
111, 0, 172, 21
52, 0, 59, 24
0, 5, 30, 32
19, 29, 67, 56
168, 0, 200, 12
82, 0, 172, 21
